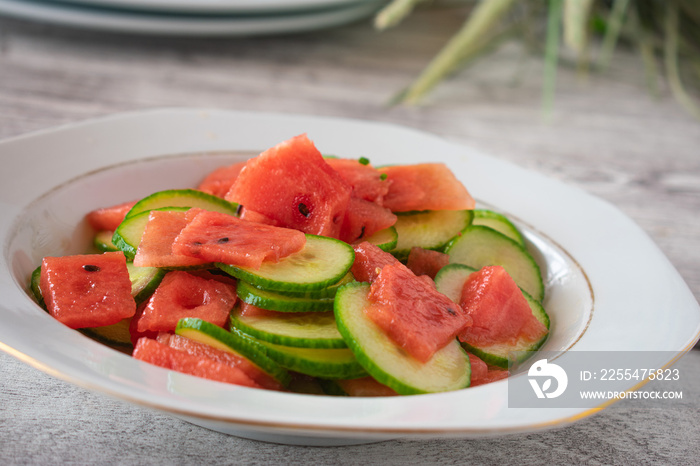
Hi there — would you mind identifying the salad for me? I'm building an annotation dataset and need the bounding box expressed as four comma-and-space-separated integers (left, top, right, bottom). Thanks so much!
30, 134, 549, 396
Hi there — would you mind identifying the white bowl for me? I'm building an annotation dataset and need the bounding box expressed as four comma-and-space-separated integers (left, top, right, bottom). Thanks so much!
1, 108, 698, 445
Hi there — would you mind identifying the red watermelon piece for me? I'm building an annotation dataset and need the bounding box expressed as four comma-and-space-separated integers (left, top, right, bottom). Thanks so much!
468, 352, 510, 387
86, 200, 137, 231
459, 266, 548, 347
171, 208, 306, 270
239, 301, 279, 318
132, 337, 260, 388
157, 333, 283, 391
238, 207, 280, 226
225, 134, 352, 238
406, 247, 450, 280
133, 210, 209, 268
380, 163, 475, 212
39, 251, 136, 329
198, 161, 247, 198
350, 241, 400, 283
366, 262, 473, 363
336, 377, 398, 397
129, 303, 158, 346
339, 197, 397, 244
135, 271, 236, 333
325, 158, 391, 205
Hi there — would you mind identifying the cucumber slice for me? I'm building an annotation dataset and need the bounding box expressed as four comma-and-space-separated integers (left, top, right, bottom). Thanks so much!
175, 318, 291, 387
112, 206, 190, 260
434, 263, 477, 303
217, 235, 355, 292
125, 189, 238, 219
317, 379, 349, 396
94, 230, 118, 252
460, 291, 550, 369
236, 280, 334, 313
445, 225, 544, 302
472, 210, 525, 246
29, 266, 44, 308
252, 337, 367, 379
80, 319, 132, 352
231, 306, 346, 349
126, 262, 166, 305
334, 282, 471, 395
362, 226, 398, 252
271, 272, 354, 300
391, 210, 473, 260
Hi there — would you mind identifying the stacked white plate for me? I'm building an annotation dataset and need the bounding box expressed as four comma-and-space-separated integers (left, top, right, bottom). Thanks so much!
0, 0, 384, 36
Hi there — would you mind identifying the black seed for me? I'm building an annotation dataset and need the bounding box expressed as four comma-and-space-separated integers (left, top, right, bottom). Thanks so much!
192, 241, 203, 246
82, 264, 100, 272
217, 237, 230, 243
446, 307, 457, 316
298, 203, 310, 218
355, 226, 366, 241
235, 204, 243, 216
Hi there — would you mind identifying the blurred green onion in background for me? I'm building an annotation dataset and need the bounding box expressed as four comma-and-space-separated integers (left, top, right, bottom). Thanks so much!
375, 0, 700, 119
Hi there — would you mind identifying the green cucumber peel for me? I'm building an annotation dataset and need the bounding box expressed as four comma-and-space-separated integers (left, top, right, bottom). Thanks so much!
251, 337, 367, 379
125, 189, 238, 220
236, 280, 334, 313
472, 209, 525, 246
231, 306, 346, 349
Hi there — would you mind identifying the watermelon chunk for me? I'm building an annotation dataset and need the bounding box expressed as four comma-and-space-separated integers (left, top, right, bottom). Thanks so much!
325, 158, 391, 205
132, 337, 260, 388
365, 262, 472, 363
129, 303, 158, 346
157, 333, 283, 391
468, 352, 509, 387
406, 247, 450, 279
135, 271, 237, 333
198, 161, 247, 198
39, 251, 136, 329
86, 200, 137, 231
226, 134, 352, 238
335, 377, 398, 397
171, 209, 306, 270
133, 210, 209, 268
339, 197, 397, 244
380, 163, 475, 212
350, 241, 400, 283
458, 266, 548, 347
238, 207, 280, 226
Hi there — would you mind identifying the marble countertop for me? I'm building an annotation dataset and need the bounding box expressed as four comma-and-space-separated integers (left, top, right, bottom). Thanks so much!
0, 6, 698, 463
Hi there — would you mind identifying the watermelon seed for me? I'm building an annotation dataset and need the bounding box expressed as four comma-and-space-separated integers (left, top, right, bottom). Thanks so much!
82, 264, 100, 272
235, 204, 243, 216
446, 307, 457, 316
298, 203, 310, 218
217, 237, 230, 243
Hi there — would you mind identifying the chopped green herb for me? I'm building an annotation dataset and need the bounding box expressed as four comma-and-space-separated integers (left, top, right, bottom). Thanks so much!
358, 157, 370, 166
380, 173, 388, 181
